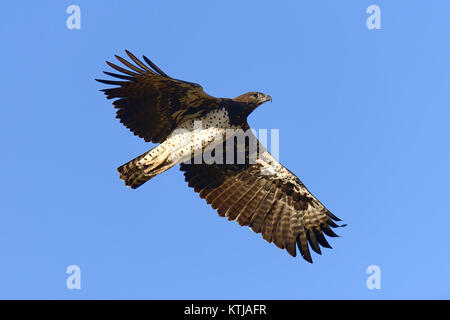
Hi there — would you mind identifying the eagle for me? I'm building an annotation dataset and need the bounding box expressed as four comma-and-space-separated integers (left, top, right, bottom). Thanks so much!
96, 50, 345, 263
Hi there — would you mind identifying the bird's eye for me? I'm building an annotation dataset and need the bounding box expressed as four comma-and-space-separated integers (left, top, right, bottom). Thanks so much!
253, 93, 258, 98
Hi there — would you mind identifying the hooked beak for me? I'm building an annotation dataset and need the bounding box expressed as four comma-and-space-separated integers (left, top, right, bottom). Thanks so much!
264, 95, 272, 103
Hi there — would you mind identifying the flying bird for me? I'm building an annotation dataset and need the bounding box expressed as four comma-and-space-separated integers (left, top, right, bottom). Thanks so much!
96, 50, 345, 262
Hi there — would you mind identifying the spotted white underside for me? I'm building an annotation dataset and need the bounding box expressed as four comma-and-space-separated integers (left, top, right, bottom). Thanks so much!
136, 107, 296, 187
136, 108, 238, 168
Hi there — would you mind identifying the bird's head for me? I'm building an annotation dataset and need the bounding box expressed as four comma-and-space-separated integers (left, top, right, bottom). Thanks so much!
234, 91, 272, 106
233, 92, 272, 116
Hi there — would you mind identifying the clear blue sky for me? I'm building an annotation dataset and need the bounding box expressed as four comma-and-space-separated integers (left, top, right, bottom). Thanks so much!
1, 0, 449, 299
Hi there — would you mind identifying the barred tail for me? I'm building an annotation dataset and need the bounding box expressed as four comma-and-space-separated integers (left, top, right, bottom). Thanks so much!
118, 144, 175, 189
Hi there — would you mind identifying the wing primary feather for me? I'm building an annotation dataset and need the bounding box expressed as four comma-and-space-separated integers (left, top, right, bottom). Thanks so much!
115, 54, 147, 74
306, 229, 322, 255
296, 232, 313, 263
285, 234, 297, 257
322, 225, 339, 238
125, 50, 155, 73
326, 218, 340, 228
326, 210, 342, 221
143, 55, 170, 78
103, 71, 136, 81
95, 79, 128, 86
315, 230, 332, 249
327, 219, 347, 228
106, 61, 139, 76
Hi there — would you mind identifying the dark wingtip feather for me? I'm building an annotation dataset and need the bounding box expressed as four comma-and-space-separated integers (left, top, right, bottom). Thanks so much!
297, 234, 313, 263
322, 225, 339, 238
103, 71, 136, 81
115, 54, 147, 74
303, 254, 313, 264
326, 211, 342, 221
327, 218, 340, 228
315, 230, 332, 249
286, 242, 297, 257
95, 78, 127, 86
106, 61, 139, 76
125, 50, 154, 73
143, 55, 170, 78
306, 229, 322, 255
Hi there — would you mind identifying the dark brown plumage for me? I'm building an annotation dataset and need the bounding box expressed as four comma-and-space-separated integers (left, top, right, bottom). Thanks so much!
97, 50, 221, 143
179, 131, 344, 263
96, 51, 345, 263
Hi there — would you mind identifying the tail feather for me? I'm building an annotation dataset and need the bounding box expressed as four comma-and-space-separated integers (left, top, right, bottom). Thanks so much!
118, 144, 175, 189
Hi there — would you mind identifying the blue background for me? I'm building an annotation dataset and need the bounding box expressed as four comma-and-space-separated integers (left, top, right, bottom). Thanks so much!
1, 0, 449, 299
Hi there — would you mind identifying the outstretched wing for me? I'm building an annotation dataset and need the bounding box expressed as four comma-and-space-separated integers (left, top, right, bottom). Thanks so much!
96, 50, 221, 143
179, 132, 345, 263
